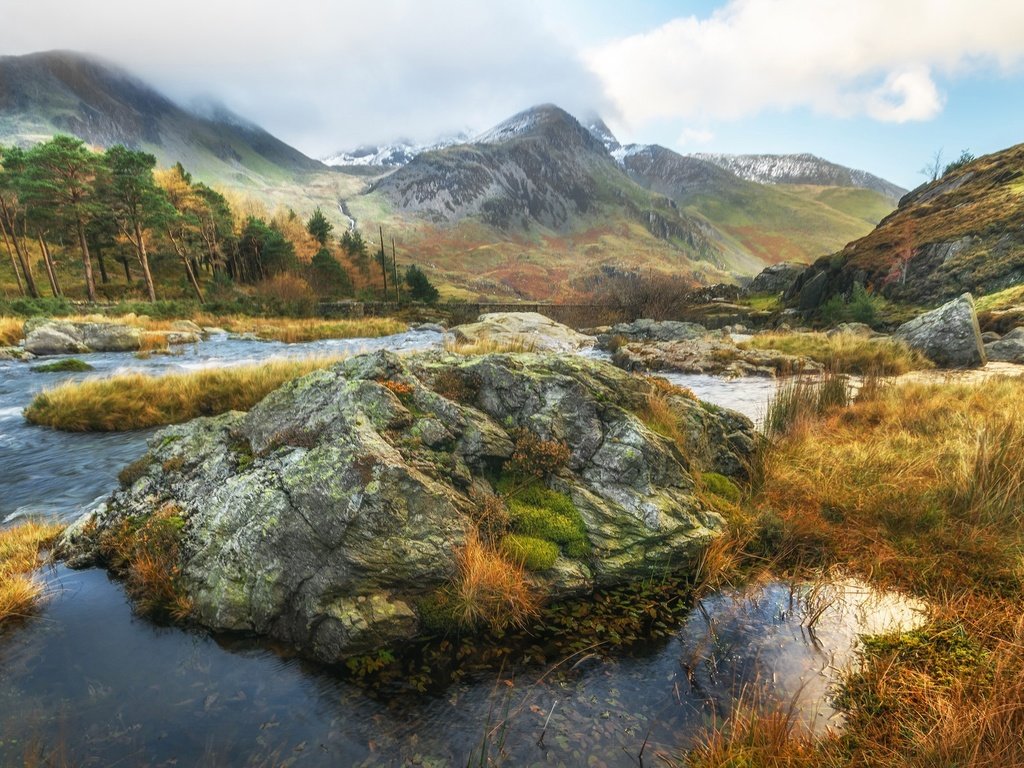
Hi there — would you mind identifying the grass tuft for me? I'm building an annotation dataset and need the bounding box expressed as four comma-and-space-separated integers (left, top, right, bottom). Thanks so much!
443, 336, 537, 355
24, 357, 344, 431
0, 316, 24, 346
742, 331, 932, 375
0, 521, 63, 626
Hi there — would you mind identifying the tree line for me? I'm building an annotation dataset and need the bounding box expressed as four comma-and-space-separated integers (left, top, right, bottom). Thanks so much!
0, 135, 438, 305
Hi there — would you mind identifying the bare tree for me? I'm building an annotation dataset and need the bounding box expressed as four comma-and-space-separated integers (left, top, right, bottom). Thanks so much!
920, 148, 944, 183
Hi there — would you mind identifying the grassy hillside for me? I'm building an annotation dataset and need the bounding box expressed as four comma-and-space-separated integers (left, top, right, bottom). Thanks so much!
790, 142, 1024, 307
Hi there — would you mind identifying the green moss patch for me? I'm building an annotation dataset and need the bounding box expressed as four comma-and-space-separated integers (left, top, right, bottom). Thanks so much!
497, 479, 590, 560
500, 534, 559, 571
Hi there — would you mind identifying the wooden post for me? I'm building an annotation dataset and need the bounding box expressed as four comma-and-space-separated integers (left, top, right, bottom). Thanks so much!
392, 237, 400, 302
378, 225, 388, 296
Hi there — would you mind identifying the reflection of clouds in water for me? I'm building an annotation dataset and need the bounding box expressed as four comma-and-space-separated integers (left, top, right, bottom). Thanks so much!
678, 578, 926, 732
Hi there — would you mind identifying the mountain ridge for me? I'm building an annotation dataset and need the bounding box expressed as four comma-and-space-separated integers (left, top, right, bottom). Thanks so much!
0, 50, 324, 184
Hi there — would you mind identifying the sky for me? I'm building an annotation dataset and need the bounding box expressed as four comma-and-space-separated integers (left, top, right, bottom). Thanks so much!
3, 0, 1024, 189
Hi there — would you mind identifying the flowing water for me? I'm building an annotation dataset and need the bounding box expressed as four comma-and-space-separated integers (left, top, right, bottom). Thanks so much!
0, 334, 921, 766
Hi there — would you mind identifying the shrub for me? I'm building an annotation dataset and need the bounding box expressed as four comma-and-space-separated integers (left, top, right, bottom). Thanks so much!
253, 273, 317, 316
500, 534, 559, 571
506, 431, 571, 480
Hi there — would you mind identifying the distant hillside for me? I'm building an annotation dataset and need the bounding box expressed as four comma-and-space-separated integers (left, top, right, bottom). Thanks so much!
696, 153, 906, 204
0, 50, 324, 186
788, 142, 1024, 307
612, 143, 897, 268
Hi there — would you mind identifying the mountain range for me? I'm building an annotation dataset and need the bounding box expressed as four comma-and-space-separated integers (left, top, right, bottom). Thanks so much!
0, 50, 913, 300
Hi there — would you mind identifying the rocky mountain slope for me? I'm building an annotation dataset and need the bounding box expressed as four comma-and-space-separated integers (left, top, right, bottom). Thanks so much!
788, 142, 1024, 308
0, 50, 324, 185
696, 153, 906, 204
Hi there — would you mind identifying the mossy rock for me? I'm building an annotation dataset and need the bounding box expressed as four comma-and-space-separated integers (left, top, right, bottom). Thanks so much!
701, 472, 741, 503
501, 534, 559, 571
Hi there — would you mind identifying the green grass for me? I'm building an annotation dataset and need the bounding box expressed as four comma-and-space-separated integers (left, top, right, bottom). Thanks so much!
31, 358, 93, 373
975, 282, 1024, 311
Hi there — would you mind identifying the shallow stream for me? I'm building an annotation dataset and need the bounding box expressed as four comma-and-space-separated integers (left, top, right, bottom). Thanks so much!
0, 334, 921, 765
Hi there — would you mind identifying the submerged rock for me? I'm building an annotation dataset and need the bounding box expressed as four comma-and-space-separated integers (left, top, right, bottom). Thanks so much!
59, 350, 754, 662
23, 319, 141, 355
450, 311, 594, 352
893, 294, 986, 368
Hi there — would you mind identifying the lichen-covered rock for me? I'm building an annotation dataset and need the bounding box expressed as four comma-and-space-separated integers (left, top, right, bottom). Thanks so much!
450, 312, 594, 352
610, 335, 818, 378
894, 294, 986, 368
23, 319, 141, 355
59, 350, 754, 663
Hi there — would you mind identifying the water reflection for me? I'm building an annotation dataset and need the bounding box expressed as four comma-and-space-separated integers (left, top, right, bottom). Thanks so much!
0, 567, 924, 766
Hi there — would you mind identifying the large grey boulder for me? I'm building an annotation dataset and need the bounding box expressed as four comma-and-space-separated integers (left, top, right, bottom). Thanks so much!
748, 262, 807, 295
450, 312, 594, 353
893, 294, 986, 368
23, 319, 141, 355
59, 350, 754, 663
601, 319, 707, 345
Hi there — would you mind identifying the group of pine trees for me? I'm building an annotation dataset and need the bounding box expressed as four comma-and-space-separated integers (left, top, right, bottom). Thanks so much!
0, 135, 438, 306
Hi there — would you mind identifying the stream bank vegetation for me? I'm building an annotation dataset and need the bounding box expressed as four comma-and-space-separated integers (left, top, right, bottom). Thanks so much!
741, 330, 932, 375
0, 521, 63, 626
673, 372, 1024, 766
24, 356, 344, 431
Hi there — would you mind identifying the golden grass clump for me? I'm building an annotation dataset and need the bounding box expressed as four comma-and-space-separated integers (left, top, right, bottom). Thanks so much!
218, 316, 407, 343
0, 521, 63, 626
442, 335, 537, 355
25, 356, 344, 431
450, 530, 539, 632
742, 331, 933, 375
0, 316, 23, 346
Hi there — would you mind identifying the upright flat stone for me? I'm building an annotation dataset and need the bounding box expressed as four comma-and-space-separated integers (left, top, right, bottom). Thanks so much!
894, 294, 986, 368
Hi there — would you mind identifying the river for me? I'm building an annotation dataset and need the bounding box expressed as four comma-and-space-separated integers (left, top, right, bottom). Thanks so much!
0, 334, 920, 766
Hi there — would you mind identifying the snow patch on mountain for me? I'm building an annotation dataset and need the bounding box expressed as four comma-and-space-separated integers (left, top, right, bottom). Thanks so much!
322, 134, 469, 168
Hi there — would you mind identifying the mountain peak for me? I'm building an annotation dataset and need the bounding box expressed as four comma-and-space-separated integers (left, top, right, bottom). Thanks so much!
474, 104, 605, 155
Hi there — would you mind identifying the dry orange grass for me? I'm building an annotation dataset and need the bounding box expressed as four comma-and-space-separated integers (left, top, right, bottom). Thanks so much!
673, 375, 1024, 767
25, 356, 344, 431
451, 530, 539, 632
742, 331, 932, 375
0, 521, 63, 625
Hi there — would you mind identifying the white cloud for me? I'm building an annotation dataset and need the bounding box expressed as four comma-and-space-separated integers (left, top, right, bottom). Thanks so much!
0, 0, 607, 156
587, 0, 1024, 129
677, 127, 715, 146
